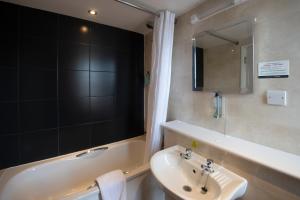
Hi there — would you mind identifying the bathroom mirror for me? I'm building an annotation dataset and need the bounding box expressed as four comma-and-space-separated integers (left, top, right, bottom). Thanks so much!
192, 21, 253, 94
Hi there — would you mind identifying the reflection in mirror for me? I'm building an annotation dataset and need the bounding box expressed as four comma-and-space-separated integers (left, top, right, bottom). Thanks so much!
192, 21, 253, 94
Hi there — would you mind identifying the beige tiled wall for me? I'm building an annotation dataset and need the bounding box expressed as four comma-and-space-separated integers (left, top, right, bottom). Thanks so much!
168, 0, 300, 155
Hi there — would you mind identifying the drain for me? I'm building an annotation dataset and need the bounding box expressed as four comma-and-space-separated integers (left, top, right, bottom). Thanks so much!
201, 186, 208, 194
182, 185, 192, 192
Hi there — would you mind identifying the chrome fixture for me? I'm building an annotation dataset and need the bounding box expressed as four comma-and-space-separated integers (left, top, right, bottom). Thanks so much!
200, 159, 214, 194
201, 158, 214, 173
113, 0, 158, 16
76, 147, 108, 158
213, 92, 222, 119
113, 0, 177, 28
180, 148, 192, 160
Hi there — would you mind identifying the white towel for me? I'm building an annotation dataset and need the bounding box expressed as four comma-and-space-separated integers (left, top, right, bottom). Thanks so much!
96, 170, 127, 200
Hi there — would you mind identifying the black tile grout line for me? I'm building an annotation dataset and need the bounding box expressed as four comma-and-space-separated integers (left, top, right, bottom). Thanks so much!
88, 26, 92, 148
16, 6, 21, 164
59, 40, 132, 53
0, 66, 17, 70
60, 69, 90, 72
0, 132, 19, 137
57, 15, 60, 155
89, 70, 117, 73
59, 40, 90, 47
60, 119, 114, 129
20, 34, 57, 41
11, 127, 58, 137
88, 95, 116, 98
0, 100, 18, 103
89, 43, 119, 48
61, 69, 117, 73
19, 67, 57, 71
20, 98, 58, 102
0, 118, 116, 137
56, 94, 116, 103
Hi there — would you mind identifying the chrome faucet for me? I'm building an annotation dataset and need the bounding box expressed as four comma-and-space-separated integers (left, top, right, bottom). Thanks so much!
201, 158, 214, 173
180, 148, 192, 160
200, 159, 214, 194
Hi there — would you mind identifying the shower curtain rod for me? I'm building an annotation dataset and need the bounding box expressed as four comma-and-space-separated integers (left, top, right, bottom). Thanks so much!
113, 0, 159, 17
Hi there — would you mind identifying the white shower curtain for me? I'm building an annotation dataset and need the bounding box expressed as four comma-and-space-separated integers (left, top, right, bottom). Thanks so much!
144, 10, 175, 162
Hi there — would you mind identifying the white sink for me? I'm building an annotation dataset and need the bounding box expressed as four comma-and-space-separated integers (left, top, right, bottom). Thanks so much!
150, 145, 247, 200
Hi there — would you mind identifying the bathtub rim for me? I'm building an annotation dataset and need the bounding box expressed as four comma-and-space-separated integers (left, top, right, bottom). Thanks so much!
0, 134, 145, 171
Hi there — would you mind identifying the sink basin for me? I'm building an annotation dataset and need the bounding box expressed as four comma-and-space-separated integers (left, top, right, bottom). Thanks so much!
150, 145, 247, 200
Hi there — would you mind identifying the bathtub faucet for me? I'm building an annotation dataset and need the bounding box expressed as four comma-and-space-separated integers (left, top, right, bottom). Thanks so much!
76, 146, 108, 158
180, 148, 192, 160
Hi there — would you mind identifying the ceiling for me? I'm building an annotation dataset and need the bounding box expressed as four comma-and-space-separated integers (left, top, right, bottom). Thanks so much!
3, 0, 206, 34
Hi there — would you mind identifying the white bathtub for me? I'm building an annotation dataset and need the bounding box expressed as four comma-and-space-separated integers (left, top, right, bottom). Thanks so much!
0, 136, 150, 200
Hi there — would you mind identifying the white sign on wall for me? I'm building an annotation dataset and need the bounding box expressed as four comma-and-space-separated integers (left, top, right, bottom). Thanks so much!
258, 60, 289, 78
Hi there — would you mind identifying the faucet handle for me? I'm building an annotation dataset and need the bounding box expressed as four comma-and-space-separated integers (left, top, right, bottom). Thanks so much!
201, 158, 215, 173
186, 148, 192, 154
180, 148, 192, 159
207, 159, 214, 167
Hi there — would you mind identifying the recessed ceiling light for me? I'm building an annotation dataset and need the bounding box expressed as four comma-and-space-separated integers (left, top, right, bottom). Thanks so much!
88, 9, 97, 15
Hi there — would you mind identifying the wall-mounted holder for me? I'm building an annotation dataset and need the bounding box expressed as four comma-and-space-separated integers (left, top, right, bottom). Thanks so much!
213, 92, 222, 119
144, 71, 150, 87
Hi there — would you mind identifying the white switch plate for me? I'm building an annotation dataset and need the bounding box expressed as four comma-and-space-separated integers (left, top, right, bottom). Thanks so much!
267, 90, 287, 106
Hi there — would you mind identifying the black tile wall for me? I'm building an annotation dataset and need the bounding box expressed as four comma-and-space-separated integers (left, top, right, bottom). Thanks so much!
90, 96, 115, 121
59, 125, 91, 154
91, 121, 119, 146
0, 39, 18, 68
60, 97, 90, 125
0, 3, 18, 69
19, 129, 59, 163
0, 69, 17, 101
21, 100, 57, 131
20, 70, 57, 99
0, 135, 19, 169
91, 24, 117, 47
59, 16, 91, 44
20, 38, 57, 69
59, 42, 89, 70
0, 1, 144, 169
90, 72, 116, 96
61, 71, 89, 97
20, 7, 58, 39
90, 46, 118, 72
0, 102, 18, 134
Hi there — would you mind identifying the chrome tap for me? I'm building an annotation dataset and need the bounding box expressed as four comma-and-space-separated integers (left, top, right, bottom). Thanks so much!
200, 159, 214, 194
201, 158, 214, 173
180, 148, 192, 160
